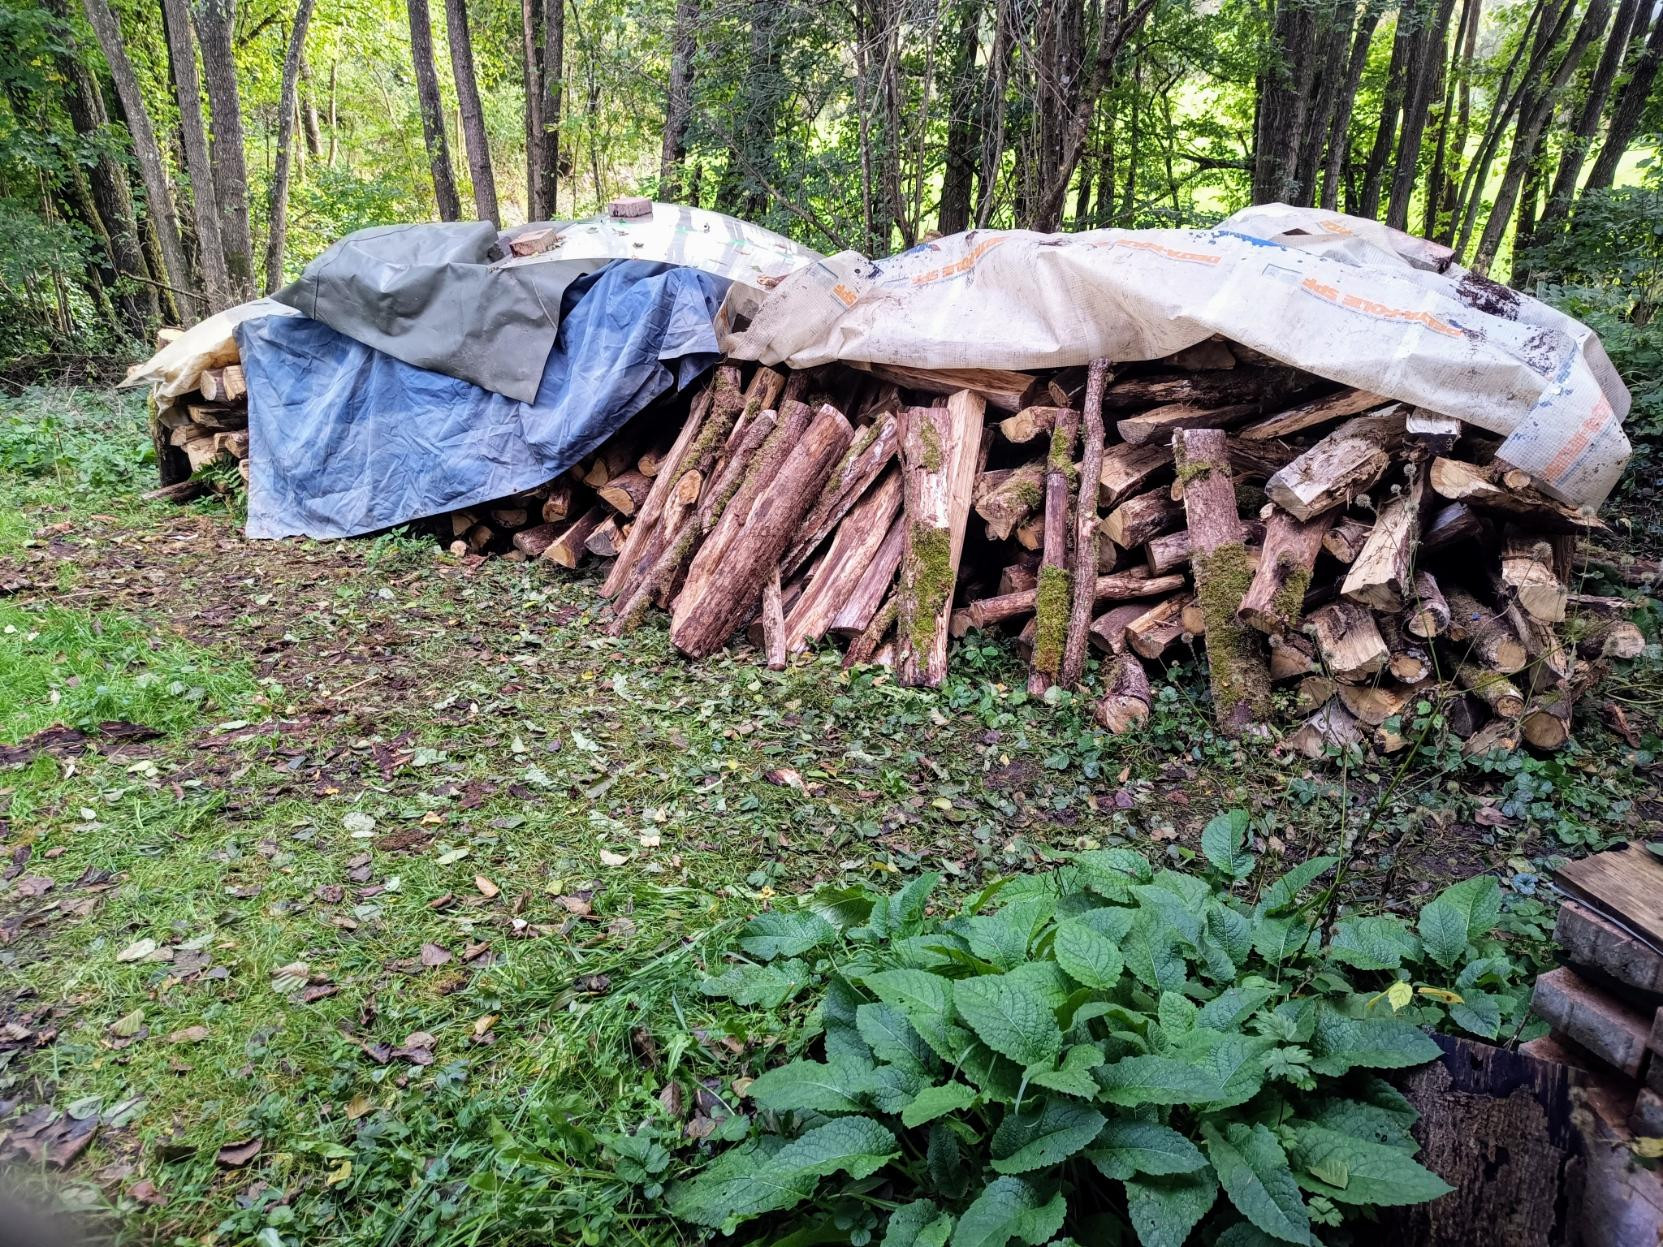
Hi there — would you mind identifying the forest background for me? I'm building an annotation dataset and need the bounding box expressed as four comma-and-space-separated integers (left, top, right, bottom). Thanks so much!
0, 0, 1659, 454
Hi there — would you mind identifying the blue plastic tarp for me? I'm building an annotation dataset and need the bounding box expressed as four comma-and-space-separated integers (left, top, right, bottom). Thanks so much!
237, 261, 730, 540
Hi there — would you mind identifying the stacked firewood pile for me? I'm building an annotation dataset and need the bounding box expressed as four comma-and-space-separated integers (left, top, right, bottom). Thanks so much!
149, 360, 251, 494
151, 336, 1649, 751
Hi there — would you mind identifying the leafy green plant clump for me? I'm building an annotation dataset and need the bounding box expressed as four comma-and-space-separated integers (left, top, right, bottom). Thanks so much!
664, 812, 1526, 1245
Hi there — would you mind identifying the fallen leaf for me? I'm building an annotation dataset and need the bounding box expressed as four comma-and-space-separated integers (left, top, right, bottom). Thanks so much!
116, 938, 158, 963
345, 1094, 372, 1120
13, 875, 53, 897
474, 875, 500, 899
598, 850, 628, 868
420, 943, 453, 967
342, 812, 376, 836
764, 767, 805, 791
297, 984, 338, 1004
325, 1159, 353, 1186
554, 895, 591, 916
472, 1014, 497, 1037
215, 1137, 262, 1168
109, 1009, 145, 1038
127, 1179, 166, 1207
167, 1025, 210, 1045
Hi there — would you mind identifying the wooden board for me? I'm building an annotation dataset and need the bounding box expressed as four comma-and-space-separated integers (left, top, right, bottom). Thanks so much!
1553, 843, 1663, 956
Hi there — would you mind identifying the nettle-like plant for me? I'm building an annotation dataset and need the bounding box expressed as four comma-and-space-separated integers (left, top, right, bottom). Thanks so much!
664, 814, 1525, 1246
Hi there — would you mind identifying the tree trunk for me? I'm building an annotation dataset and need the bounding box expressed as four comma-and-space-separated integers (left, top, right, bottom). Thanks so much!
298, 58, 323, 157
1386, 0, 1459, 229
1358, 6, 1415, 217
406, 0, 462, 220
1534, 0, 1642, 241
262, 0, 316, 294
1581, 9, 1663, 194
47, 0, 158, 330
1422, 0, 1476, 238
443, 0, 499, 223
1253, 0, 1318, 203
159, 0, 234, 310
975, 0, 1014, 226
1319, 0, 1384, 209
192, 0, 254, 301
658, 0, 698, 201
538, 0, 563, 213
715, 0, 782, 221
937, 0, 983, 234
78, 0, 199, 319
522, 0, 544, 217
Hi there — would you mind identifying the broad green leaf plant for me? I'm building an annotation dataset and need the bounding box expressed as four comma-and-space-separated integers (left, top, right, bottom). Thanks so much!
658, 812, 1529, 1245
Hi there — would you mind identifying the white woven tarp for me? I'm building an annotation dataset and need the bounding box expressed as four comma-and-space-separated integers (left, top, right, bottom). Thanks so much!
726, 204, 1630, 510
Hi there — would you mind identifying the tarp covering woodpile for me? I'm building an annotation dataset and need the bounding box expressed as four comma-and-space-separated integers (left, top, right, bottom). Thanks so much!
127, 201, 1642, 753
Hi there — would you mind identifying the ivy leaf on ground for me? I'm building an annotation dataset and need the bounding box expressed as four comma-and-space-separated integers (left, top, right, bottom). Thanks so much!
1202, 1120, 1311, 1244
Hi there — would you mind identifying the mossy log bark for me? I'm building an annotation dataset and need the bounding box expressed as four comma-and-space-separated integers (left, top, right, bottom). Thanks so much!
1028, 404, 1082, 693
1176, 427, 1271, 735
1237, 505, 1335, 634
896, 392, 985, 687
1062, 358, 1114, 689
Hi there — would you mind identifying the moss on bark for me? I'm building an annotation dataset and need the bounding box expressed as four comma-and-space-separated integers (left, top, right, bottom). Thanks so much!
1193, 543, 1272, 727
903, 522, 954, 659
1032, 563, 1072, 679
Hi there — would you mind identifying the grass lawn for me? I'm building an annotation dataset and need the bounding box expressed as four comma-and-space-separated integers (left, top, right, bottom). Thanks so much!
0, 387, 1659, 1245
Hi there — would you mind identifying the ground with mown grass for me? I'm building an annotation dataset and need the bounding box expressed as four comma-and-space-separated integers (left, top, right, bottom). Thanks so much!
1, 386, 1659, 1246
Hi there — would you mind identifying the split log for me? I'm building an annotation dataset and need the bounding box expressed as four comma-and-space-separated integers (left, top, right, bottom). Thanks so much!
1500, 528, 1568, 623
1297, 675, 1338, 709
1090, 603, 1152, 654
964, 572, 1184, 630
998, 405, 1069, 444
581, 436, 642, 488
1237, 507, 1334, 634
784, 470, 903, 651
895, 393, 985, 687
1531, 967, 1653, 1077
1341, 465, 1425, 611
1456, 664, 1526, 718
1062, 359, 1113, 689
829, 519, 905, 638
1285, 699, 1363, 758
1429, 457, 1602, 532
975, 462, 1044, 540
783, 410, 900, 575
1028, 402, 1081, 695
1446, 590, 1528, 673
1573, 617, 1645, 661
998, 560, 1039, 596
1554, 900, 1663, 999
1116, 401, 1259, 446
761, 568, 787, 671
1268, 631, 1318, 680
1102, 488, 1183, 550
543, 505, 609, 567
541, 480, 575, 523
1405, 569, 1451, 638
1100, 367, 1303, 411
1125, 595, 1192, 660
670, 404, 853, 659
1094, 654, 1151, 733
1264, 407, 1405, 520
491, 505, 528, 529
213, 430, 249, 459
185, 402, 247, 431
596, 470, 652, 517
1237, 387, 1388, 440
1379, 615, 1433, 683
1099, 442, 1173, 508
585, 516, 626, 557
1176, 427, 1270, 734
512, 522, 559, 558
1337, 681, 1423, 726
1321, 515, 1371, 564
1307, 601, 1389, 682
464, 522, 494, 552
198, 364, 246, 403
843, 594, 896, 667
637, 438, 675, 478
857, 362, 1031, 412
1422, 500, 1485, 550
1014, 515, 1044, 550
1226, 438, 1302, 482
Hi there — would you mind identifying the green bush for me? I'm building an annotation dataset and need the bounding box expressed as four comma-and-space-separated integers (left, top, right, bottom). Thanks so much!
660, 814, 1528, 1245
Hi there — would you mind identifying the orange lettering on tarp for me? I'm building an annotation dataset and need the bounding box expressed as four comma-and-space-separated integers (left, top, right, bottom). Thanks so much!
1298, 277, 1462, 339
1544, 396, 1614, 481
908, 236, 1008, 287
1112, 239, 1222, 266
831, 282, 860, 307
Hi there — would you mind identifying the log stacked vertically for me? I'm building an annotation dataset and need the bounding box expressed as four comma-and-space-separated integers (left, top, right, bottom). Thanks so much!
149, 332, 1628, 751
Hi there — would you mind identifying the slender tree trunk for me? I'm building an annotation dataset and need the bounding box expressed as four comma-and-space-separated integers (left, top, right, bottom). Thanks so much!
658, 0, 697, 201
1579, 7, 1661, 194
1320, 0, 1384, 210
1386, 0, 1459, 228
47, 0, 159, 329
975, 0, 1013, 226
937, 0, 982, 233
192, 0, 254, 301
522, 0, 544, 216
160, 0, 233, 309
262, 0, 316, 293
299, 58, 323, 157
716, 0, 782, 221
1474, 0, 1611, 271
443, 0, 499, 223
327, 61, 338, 166
1295, 0, 1355, 204
1535, 0, 1641, 239
1423, 0, 1475, 237
1254, 0, 1318, 203
79, 0, 198, 319
406, 0, 463, 220
538, 0, 564, 213
1359, 6, 1415, 217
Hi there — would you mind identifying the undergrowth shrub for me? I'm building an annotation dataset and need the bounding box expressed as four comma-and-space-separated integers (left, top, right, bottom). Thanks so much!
657, 812, 1528, 1245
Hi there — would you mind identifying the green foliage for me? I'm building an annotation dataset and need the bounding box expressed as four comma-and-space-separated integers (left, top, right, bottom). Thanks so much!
658, 832, 1532, 1243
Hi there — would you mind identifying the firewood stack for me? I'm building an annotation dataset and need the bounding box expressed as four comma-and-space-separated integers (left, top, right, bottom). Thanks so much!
150, 363, 251, 495
1526, 844, 1663, 1165
149, 334, 1644, 751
